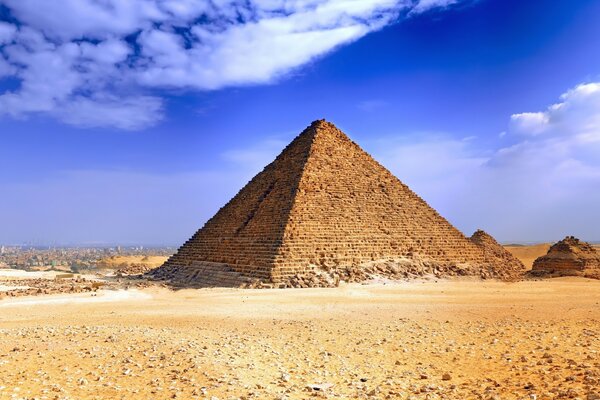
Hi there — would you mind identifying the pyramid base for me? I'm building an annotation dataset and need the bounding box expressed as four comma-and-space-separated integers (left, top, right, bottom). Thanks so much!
148, 254, 524, 289
147, 261, 262, 288
275, 256, 523, 288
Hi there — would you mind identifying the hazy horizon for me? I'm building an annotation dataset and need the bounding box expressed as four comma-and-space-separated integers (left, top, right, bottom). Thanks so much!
1, 0, 599, 245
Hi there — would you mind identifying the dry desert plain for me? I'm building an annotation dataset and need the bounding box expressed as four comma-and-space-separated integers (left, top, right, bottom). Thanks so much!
0, 245, 599, 400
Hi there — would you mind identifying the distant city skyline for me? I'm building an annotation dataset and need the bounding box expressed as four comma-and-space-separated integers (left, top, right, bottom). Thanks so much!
1, 0, 599, 244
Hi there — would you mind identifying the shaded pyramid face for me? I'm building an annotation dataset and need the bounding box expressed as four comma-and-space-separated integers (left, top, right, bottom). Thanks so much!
160, 120, 522, 284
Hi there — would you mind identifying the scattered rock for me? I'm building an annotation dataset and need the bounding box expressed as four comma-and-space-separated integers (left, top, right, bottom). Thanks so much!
307, 383, 334, 391
532, 236, 600, 278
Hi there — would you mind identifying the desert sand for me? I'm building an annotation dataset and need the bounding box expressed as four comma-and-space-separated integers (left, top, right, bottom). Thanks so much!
97, 255, 169, 269
0, 278, 599, 400
504, 244, 551, 270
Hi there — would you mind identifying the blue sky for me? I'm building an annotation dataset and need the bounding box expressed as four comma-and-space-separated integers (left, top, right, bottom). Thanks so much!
1, 0, 599, 245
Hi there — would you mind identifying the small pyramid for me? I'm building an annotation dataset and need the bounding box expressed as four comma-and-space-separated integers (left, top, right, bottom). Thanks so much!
151, 120, 524, 286
532, 236, 600, 277
470, 230, 524, 279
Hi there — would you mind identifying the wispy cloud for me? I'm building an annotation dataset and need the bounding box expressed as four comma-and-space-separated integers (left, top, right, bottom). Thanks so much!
510, 82, 600, 142
0, 0, 464, 130
370, 81, 600, 242
410, 0, 460, 13
0, 21, 16, 44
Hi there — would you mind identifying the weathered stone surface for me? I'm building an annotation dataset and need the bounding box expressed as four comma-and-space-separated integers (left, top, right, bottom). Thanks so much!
115, 264, 155, 277
470, 230, 525, 280
150, 120, 525, 287
532, 236, 600, 278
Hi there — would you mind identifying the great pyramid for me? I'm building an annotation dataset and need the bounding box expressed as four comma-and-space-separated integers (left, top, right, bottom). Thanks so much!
150, 120, 524, 287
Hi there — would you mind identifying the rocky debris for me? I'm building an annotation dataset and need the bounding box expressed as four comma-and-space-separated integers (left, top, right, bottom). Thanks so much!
0, 276, 157, 299
149, 254, 522, 289
116, 264, 155, 277
146, 261, 261, 288
0, 277, 114, 298
470, 230, 526, 281
532, 236, 600, 278
263, 256, 491, 289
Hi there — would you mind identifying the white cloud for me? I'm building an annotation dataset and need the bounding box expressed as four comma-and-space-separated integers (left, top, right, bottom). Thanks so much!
57, 94, 164, 130
0, 22, 17, 44
132, 0, 406, 89
370, 81, 600, 242
511, 82, 600, 141
501, 81, 600, 189
1, 0, 168, 40
510, 112, 549, 136
79, 39, 131, 65
411, 0, 459, 13
0, 57, 13, 78
0, 0, 463, 130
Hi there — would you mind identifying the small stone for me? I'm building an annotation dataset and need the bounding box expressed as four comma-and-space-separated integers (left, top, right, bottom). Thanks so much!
442, 373, 452, 381
307, 383, 334, 391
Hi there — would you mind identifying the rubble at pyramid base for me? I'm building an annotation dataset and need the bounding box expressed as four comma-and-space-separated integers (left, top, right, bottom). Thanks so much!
148, 252, 524, 289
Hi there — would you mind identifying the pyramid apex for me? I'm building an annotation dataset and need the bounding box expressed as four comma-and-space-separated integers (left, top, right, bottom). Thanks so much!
310, 119, 328, 126
301, 119, 346, 142
309, 119, 338, 130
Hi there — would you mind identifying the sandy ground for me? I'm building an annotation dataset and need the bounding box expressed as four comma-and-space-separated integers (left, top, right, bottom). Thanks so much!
0, 278, 599, 400
0, 269, 68, 279
504, 244, 551, 270
97, 256, 169, 269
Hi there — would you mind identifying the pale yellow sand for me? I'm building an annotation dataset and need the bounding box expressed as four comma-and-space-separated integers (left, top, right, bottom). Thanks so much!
0, 278, 599, 399
0, 268, 65, 279
0, 289, 150, 307
504, 243, 551, 269
97, 255, 169, 269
